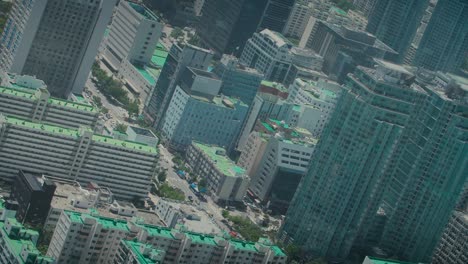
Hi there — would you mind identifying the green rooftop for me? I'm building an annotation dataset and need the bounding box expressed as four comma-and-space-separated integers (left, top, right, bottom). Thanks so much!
185, 232, 218, 246
330, 6, 347, 16
0, 86, 96, 113
193, 142, 245, 177
128, 2, 160, 21
367, 256, 416, 264
3, 116, 157, 154
0, 221, 54, 264
134, 64, 157, 86
151, 43, 169, 67
133, 42, 168, 86
141, 224, 175, 239
123, 240, 163, 264
270, 246, 287, 257
230, 240, 258, 252
65, 211, 130, 232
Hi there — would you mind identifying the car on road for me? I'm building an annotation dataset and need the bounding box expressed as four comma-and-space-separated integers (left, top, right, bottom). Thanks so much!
188, 195, 194, 202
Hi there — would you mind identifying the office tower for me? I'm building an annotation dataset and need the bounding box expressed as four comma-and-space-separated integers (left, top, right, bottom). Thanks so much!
0, 115, 158, 200
0, 0, 116, 98
287, 78, 341, 137
258, 0, 296, 33
366, 0, 429, 62
213, 55, 263, 106
186, 142, 250, 203
9, 170, 56, 227
0, 85, 100, 130
0, 201, 55, 264
310, 22, 397, 82
240, 29, 322, 84
102, 1, 163, 71
161, 68, 248, 152
283, 1, 313, 39
413, 0, 468, 72
280, 61, 425, 261
144, 44, 213, 128
114, 240, 165, 264
431, 210, 467, 264
376, 72, 468, 262
241, 119, 317, 214
48, 210, 287, 264
362, 257, 415, 264
353, 0, 376, 17
196, 0, 268, 55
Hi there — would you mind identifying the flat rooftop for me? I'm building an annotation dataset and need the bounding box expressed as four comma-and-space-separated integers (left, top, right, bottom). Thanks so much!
192, 142, 245, 177
128, 2, 160, 21
0, 86, 96, 113
366, 256, 417, 264
260, 80, 288, 92
129, 126, 157, 137
122, 240, 164, 264
2, 115, 158, 154
133, 42, 168, 85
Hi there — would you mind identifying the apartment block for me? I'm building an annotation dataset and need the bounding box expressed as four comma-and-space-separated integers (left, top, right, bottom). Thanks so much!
114, 240, 165, 264
0, 85, 100, 130
0, 115, 158, 200
47, 210, 287, 264
0, 0, 116, 98
102, 1, 163, 71
0, 199, 54, 264
241, 119, 317, 214
186, 142, 250, 203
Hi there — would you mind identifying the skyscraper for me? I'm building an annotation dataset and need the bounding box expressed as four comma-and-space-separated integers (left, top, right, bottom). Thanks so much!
0, 0, 116, 98
258, 0, 296, 33
281, 63, 468, 262
413, 0, 468, 73
196, 0, 268, 56
366, 0, 429, 62
280, 61, 426, 261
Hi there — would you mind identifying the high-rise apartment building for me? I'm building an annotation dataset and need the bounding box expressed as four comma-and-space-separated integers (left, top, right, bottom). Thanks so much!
376, 71, 468, 262
258, 0, 296, 33
352, 0, 376, 17
213, 55, 263, 106
0, 0, 116, 98
366, 0, 429, 62
413, 0, 468, 72
283, 1, 313, 39
281, 62, 468, 262
144, 43, 213, 128
48, 210, 287, 264
280, 61, 426, 261
0, 115, 158, 200
101, 1, 163, 71
196, 0, 268, 55
114, 240, 165, 264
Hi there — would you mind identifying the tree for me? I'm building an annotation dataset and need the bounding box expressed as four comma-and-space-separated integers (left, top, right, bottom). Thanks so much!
115, 123, 127, 133
93, 96, 102, 108
157, 170, 167, 183
170, 27, 184, 39
222, 210, 230, 218
101, 107, 109, 114
198, 178, 207, 189
126, 99, 140, 116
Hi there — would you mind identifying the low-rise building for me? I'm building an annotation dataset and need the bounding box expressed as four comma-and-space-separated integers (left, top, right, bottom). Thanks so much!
240, 119, 317, 214
47, 210, 287, 264
0, 198, 55, 264
0, 115, 158, 200
43, 178, 162, 232
126, 126, 159, 148
0, 84, 100, 130
186, 142, 250, 203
